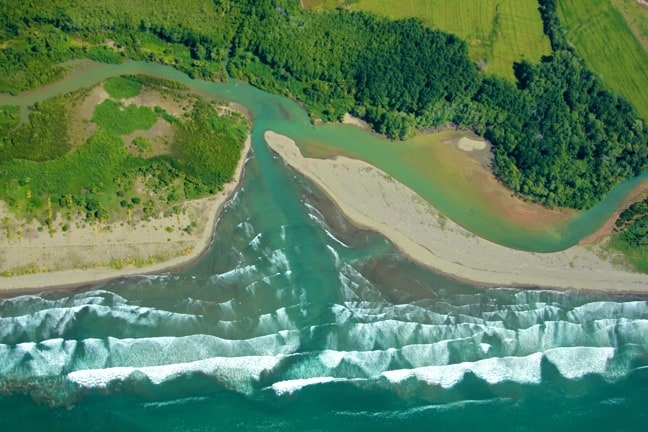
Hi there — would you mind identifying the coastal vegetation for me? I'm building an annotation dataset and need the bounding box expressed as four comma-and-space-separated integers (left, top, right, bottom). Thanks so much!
92, 100, 158, 135
0, 75, 248, 230
1, 94, 74, 161
556, 0, 648, 121
103, 76, 142, 99
0, 0, 646, 267
611, 196, 648, 272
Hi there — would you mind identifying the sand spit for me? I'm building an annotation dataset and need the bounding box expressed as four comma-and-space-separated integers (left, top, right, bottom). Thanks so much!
0, 136, 251, 292
264, 130, 648, 293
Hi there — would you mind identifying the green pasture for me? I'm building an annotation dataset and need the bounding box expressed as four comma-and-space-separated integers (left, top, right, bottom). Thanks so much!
345, 0, 551, 80
557, 0, 648, 121
612, 0, 648, 53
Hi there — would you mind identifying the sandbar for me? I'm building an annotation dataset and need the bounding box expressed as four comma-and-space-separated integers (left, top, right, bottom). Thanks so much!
264, 130, 648, 293
0, 135, 251, 292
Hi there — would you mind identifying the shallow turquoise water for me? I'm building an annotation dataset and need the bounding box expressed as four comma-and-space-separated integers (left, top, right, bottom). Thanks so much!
1, 62, 648, 430
1, 146, 647, 430
1, 60, 647, 251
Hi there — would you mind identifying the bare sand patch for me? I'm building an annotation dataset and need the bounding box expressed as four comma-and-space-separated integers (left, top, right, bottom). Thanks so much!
103, 39, 124, 52
457, 136, 487, 151
122, 88, 190, 117
442, 132, 492, 168
68, 85, 109, 149
78, 85, 110, 120
342, 113, 371, 131
265, 130, 648, 293
71, 83, 189, 156
0, 135, 251, 291
123, 118, 173, 155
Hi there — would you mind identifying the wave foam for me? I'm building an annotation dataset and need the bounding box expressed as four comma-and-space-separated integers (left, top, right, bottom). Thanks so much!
544, 346, 615, 379
68, 355, 283, 391
271, 377, 342, 396
382, 353, 544, 388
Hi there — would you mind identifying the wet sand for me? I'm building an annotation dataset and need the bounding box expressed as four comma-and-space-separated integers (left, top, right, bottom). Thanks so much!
265, 130, 648, 293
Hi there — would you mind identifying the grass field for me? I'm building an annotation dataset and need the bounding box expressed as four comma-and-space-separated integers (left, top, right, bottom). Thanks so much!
612, 0, 648, 52
557, 0, 648, 121
338, 0, 551, 80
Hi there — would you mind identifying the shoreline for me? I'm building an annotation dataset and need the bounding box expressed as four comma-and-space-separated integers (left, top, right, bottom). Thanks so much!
579, 180, 648, 245
0, 135, 251, 293
264, 130, 648, 293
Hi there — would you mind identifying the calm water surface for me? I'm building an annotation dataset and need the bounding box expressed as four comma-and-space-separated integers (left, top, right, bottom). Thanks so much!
1, 62, 647, 430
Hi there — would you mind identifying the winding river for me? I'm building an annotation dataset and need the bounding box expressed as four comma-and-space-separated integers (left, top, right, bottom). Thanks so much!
1, 59, 647, 251
1, 61, 647, 430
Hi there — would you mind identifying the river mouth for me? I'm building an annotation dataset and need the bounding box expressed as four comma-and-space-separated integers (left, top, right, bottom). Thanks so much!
0, 59, 646, 252
1, 60, 648, 430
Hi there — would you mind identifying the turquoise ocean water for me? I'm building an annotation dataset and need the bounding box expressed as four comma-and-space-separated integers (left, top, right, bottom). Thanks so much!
1, 62, 648, 430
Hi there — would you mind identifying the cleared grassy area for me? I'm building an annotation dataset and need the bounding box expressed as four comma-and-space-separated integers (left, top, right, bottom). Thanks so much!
103, 76, 142, 99
301, 0, 356, 10
343, 0, 551, 80
612, 0, 648, 52
92, 100, 158, 135
557, 0, 648, 121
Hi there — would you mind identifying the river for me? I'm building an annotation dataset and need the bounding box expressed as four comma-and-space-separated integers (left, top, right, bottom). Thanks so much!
0, 61, 647, 430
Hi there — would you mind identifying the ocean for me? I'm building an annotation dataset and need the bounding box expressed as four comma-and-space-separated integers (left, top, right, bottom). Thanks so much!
0, 61, 647, 430
1, 136, 647, 430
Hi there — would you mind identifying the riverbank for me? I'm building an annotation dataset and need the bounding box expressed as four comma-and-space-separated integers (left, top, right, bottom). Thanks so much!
0, 135, 250, 292
265, 130, 648, 293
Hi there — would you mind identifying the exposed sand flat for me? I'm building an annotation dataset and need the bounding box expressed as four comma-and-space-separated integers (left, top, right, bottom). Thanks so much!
264, 130, 648, 293
122, 88, 189, 117
456, 136, 487, 151
0, 136, 250, 291
342, 113, 371, 130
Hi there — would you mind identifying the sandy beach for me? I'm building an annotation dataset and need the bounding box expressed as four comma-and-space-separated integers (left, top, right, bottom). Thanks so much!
0, 135, 251, 292
264, 130, 648, 293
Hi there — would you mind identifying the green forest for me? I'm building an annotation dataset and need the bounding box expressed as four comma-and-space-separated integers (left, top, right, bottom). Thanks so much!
1, 0, 645, 210
0, 0, 647, 263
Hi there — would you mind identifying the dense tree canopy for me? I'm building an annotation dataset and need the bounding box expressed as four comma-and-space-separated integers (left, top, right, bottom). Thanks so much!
0, 0, 646, 210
